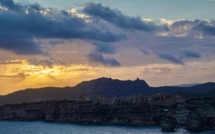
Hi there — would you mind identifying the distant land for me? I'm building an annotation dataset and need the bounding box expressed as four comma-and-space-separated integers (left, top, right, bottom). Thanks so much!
0, 77, 215, 105
1, 77, 215, 132
171, 83, 202, 87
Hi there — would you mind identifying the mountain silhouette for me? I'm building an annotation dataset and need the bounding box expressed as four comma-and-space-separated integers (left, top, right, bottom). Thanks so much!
0, 77, 215, 105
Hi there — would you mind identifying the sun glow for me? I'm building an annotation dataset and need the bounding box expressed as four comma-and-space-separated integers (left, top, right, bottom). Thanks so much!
0, 58, 215, 95
0, 60, 98, 95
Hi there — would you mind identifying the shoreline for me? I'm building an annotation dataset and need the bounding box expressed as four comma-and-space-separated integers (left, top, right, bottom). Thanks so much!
0, 120, 214, 133
1, 96, 215, 132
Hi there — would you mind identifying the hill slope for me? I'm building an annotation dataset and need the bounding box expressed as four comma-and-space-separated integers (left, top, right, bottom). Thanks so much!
0, 77, 215, 105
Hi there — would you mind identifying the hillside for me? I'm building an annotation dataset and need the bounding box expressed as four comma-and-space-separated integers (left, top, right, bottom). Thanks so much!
0, 77, 215, 105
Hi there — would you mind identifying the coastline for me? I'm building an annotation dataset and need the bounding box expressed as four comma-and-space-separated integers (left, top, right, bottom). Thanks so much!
1, 95, 215, 132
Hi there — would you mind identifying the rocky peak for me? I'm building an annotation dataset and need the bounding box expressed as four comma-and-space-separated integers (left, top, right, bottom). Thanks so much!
134, 77, 149, 87
76, 77, 149, 88
73, 77, 150, 97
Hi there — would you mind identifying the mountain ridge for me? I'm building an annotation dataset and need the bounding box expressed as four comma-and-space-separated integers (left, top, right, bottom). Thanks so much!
0, 77, 215, 105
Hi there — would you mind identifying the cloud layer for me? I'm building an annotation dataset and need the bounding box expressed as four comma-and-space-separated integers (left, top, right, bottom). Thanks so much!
0, 0, 122, 55
88, 53, 121, 66
1, 1, 215, 94
0, 0, 215, 67
157, 50, 201, 64
83, 3, 158, 32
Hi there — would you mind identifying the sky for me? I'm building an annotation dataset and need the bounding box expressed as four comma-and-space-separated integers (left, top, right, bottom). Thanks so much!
0, 0, 215, 95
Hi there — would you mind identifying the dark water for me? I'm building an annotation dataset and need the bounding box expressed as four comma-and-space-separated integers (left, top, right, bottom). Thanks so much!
0, 121, 213, 134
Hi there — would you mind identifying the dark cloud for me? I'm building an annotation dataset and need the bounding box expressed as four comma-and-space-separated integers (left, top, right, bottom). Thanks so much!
92, 42, 116, 54
170, 19, 201, 28
83, 3, 157, 32
140, 49, 150, 55
0, 0, 214, 68
157, 50, 201, 64
161, 19, 215, 38
0, 31, 43, 55
180, 50, 201, 58
201, 24, 215, 36
28, 57, 66, 67
0, 0, 122, 55
88, 53, 121, 67
0, 0, 45, 12
0, 0, 22, 11
157, 53, 183, 65
175, 19, 215, 36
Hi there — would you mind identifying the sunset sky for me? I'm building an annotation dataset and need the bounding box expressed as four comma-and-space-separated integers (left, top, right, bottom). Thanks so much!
0, 0, 215, 95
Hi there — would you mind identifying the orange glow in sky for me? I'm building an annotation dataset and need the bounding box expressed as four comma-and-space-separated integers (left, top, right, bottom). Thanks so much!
0, 59, 214, 95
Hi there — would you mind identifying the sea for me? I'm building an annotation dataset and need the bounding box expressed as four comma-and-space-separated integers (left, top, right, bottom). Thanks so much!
0, 121, 214, 134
